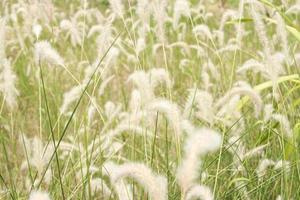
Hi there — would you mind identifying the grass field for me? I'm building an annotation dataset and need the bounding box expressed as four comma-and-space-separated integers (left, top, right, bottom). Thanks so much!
0, 0, 300, 199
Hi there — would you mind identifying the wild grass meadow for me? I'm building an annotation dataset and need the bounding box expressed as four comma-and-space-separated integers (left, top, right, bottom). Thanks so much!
0, 0, 300, 199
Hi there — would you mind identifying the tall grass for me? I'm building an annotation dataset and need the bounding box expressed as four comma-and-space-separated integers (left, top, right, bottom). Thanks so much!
0, 0, 300, 199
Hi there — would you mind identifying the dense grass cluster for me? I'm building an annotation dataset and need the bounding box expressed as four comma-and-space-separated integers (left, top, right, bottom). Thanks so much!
0, 0, 300, 199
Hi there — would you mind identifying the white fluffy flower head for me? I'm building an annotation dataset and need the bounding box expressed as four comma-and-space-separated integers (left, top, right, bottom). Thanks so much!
29, 190, 51, 200
34, 41, 64, 66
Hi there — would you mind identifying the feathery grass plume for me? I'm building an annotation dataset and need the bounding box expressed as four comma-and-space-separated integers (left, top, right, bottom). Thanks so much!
173, 0, 190, 29
101, 124, 148, 149
113, 182, 133, 200
256, 159, 275, 178
248, 0, 272, 56
168, 41, 191, 56
29, 190, 51, 200
231, 118, 246, 137
152, 43, 171, 55
136, 37, 146, 54
60, 84, 84, 115
20, 136, 54, 186
216, 43, 239, 53
0, 59, 19, 110
0, 18, 18, 110
192, 24, 213, 40
105, 141, 124, 158
230, 140, 268, 176
87, 18, 113, 38
183, 88, 214, 124
147, 98, 182, 138
82, 61, 100, 83
128, 70, 153, 103
216, 82, 263, 117
58, 141, 80, 159
22, 0, 55, 24
201, 71, 212, 91
73, 8, 94, 23
227, 136, 257, 200
280, 0, 289, 8
274, 160, 290, 171
273, 51, 286, 62
148, 68, 173, 89
271, 114, 292, 138
248, 0, 282, 98
234, 179, 250, 200
176, 127, 221, 193
136, 0, 151, 38
177, 24, 188, 40
129, 89, 142, 113
0, 18, 6, 61
60, 19, 82, 47
203, 60, 220, 81
108, 124, 146, 139
286, 4, 300, 14
267, 52, 285, 78
59, 8, 88, 47
236, 0, 246, 46
216, 95, 242, 126
178, 58, 191, 70
34, 41, 64, 66
185, 185, 214, 200
243, 143, 269, 160
90, 178, 112, 199
183, 87, 198, 118
96, 22, 114, 56
102, 162, 136, 200
234, 180, 250, 200
88, 25, 104, 38
256, 159, 290, 179
87, 97, 97, 126
119, 110, 153, 131
227, 136, 246, 169
102, 47, 120, 76
294, 53, 300, 66
239, 53, 284, 81
104, 101, 122, 120
32, 24, 42, 39
109, 0, 124, 19
218, 9, 238, 46
189, 44, 205, 57
181, 119, 196, 135
190, 4, 206, 17
136, 0, 151, 23
99, 75, 114, 96
274, 12, 289, 61
108, 162, 167, 200
236, 59, 265, 74
276, 195, 283, 200
128, 68, 171, 105
263, 104, 274, 121
152, 0, 168, 42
